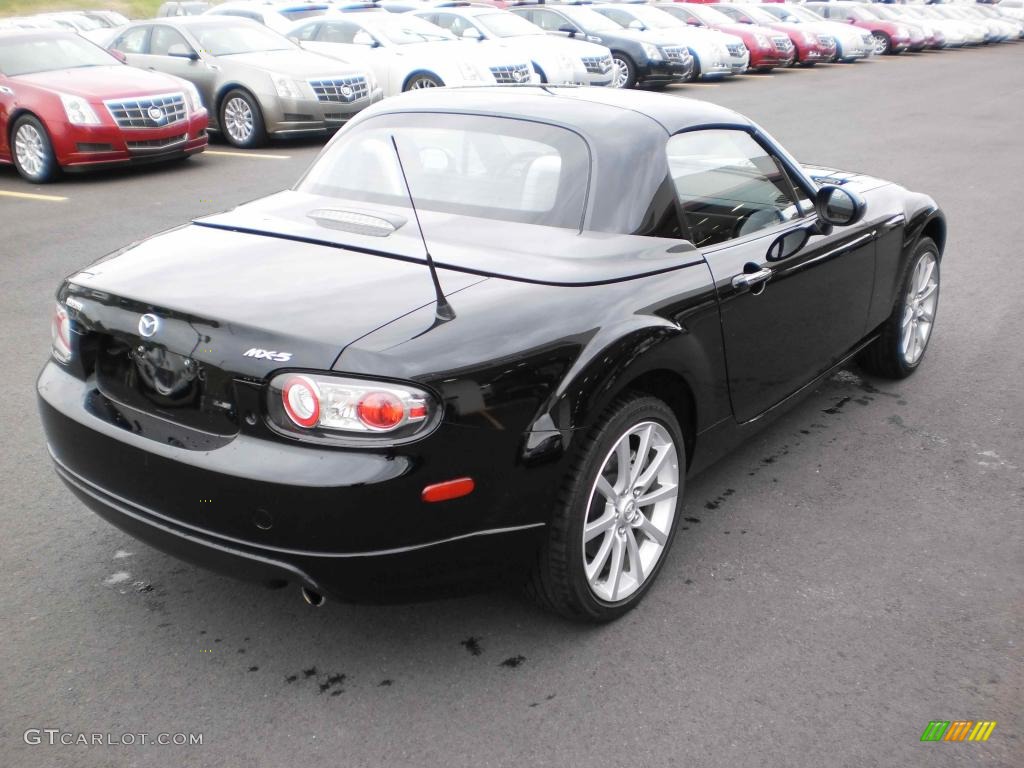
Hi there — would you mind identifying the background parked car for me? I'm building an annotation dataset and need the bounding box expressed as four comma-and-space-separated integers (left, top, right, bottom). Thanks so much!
0, 30, 208, 183
703, 2, 836, 65
157, 2, 212, 18
412, 5, 615, 86
591, 4, 748, 80
654, 3, 795, 72
287, 11, 538, 95
204, 2, 332, 33
747, 3, 875, 62
108, 17, 382, 148
805, 1, 918, 55
509, 3, 694, 89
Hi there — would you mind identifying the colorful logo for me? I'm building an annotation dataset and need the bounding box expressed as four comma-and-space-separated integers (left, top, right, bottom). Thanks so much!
920, 721, 997, 742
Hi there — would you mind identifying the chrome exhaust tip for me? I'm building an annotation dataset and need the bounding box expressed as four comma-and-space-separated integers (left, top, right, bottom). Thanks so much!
301, 586, 325, 607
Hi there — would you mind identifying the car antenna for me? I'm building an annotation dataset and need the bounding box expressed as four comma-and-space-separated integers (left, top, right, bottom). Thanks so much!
390, 135, 455, 322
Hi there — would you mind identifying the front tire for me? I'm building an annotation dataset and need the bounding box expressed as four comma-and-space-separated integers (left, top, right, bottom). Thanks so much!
859, 237, 940, 379
610, 52, 637, 89
219, 89, 266, 149
11, 114, 59, 183
528, 395, 685, 622
872, 31, 892, 55
403, 72, 443, 91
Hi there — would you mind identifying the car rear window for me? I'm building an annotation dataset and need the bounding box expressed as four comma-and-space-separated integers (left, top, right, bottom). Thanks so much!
298, 113, 591, 230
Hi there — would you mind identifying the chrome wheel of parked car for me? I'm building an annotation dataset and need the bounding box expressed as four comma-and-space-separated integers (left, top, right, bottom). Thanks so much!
610, 54, 636, 89
11, 115, 57, 183
900, 251, 939, 366
583, 421, 679, 603
405, 73, 443, 90
224, 97, 254, 143
872, 32, 892, 55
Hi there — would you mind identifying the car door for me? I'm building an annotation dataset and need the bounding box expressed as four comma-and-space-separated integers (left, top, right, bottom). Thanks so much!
0, 74, 15, 159
665, 128, 875, 423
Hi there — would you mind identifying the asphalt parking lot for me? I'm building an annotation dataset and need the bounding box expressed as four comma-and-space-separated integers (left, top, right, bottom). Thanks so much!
2, 44, 1022, 768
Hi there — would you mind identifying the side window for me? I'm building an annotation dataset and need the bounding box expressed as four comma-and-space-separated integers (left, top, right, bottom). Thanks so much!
599, 9, 632, 27
666, 129, 805, 248
533, 10, 574, 33
113, 25, 150, 54
292, 22, 319, 41
432, 13, 469, 37
150, 26, 192, 56
318, 21, 361, 44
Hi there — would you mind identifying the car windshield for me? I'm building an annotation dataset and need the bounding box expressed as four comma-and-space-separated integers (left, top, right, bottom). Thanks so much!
736, 6, 779, 25
192, 22, 295, 54
616, 6, 684, 29
686, 6, 734, 26
372, 17, 455, 44
298, 113, 591, 230
0, 35, 119, 76
475, 12, 542, 38
761, 6, 821, 24
280, 9, 329, 22
561, 7, 623, 33
58, 15, 105, 31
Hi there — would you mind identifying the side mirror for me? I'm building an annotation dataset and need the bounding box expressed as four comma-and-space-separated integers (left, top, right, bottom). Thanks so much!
461, 27, 483, 40
686, 18, 701, 26
108, 48, 127, 63
628, 20, 646, 30
557, 25, 578, 37
815, 185, 866, 227
167, 43, 199, 60
352, 31, 377, 47
766, 228, 811, 262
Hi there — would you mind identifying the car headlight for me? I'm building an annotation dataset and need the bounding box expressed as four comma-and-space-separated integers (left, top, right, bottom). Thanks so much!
272, 74, 304, 100
59, 93, 101, 126
458, 60, 482, 81
641, 42, 662, 61
181, 80, 203, 113
754, 32, 769, 47
268, 372, 437, 441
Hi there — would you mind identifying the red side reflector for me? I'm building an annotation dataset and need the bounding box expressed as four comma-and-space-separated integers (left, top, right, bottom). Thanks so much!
421, 477, 475, 503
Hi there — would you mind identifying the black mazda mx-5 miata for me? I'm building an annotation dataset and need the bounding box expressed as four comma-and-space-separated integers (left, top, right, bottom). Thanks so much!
38, 86, 944, 621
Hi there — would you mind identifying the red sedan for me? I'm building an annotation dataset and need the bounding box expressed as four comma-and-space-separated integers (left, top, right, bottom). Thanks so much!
709, 3, 837, 65
0, 30, 208, 183
655, 3, 795, 72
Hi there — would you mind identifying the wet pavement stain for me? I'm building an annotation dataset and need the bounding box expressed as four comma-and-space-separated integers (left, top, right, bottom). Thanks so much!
379, 679, 394, 687
285, 675, 298, 683
684, 517, 701, 523
248, 666, 259, 672
823, 396, 852, 414
460, 637, 483, 656
500, 655, 526, 669
302, 667, 317, 678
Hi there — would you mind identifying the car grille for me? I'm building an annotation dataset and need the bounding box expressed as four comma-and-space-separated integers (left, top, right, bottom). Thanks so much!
308, 76, 369, 103
105, 93, 186, 129
489, 63, 531, 84
126, 133, 187, 151
726, 43, 746, 58
661, 45, 688, 62
817, 34, 836, 49
772, 36, 793, 52
581, 54, 613, 75
861, 34, 874, 46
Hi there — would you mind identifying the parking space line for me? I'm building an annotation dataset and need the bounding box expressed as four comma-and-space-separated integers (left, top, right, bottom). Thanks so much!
204, 150, 292, 160
735, 74, 774, 79
0, 189, 67, 202
685, 83, 721, 88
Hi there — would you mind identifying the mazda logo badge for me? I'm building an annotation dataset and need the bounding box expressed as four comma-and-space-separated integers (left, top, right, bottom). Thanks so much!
138, 314, 160, 338
148, 106, 165, 123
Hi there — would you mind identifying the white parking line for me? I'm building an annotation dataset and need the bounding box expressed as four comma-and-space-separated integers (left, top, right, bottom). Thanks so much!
685, 82, 721, 88
204, 150, 292, 160
0, 189, 67, 202
735, 74, 775, 79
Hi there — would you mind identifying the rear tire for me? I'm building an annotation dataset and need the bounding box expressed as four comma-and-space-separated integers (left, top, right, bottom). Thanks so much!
858, 237, 940, 379
527, 395, 685, 622
10, 114, 59, 183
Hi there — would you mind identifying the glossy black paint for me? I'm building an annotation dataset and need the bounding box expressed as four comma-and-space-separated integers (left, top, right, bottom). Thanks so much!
37, 86, 945, 602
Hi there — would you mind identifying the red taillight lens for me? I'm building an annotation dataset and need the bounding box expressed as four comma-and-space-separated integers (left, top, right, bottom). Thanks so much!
281, 375, 321, 428
51, 303, 72, 363
356, 391, 406, 430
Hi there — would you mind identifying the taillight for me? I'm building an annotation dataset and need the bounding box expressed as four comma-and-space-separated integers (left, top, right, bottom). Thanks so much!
51, 303, 72, 363
268, 373, 435, 441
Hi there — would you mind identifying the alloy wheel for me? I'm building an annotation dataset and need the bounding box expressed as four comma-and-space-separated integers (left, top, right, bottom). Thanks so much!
223, 97, 254, 144
408, 77, 438, 90
900, 251, 939, 365
872, 32, 889, 55
610, 58, 629, 89
582, 421, 679, 603
14, 123, 46, 179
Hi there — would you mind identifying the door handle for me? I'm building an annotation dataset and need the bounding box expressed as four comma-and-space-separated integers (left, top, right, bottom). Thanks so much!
0, 86, 13, 96
731, 267, 773, 292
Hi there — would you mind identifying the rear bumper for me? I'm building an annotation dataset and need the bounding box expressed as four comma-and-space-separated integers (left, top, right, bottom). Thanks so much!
37, 361, 549, 601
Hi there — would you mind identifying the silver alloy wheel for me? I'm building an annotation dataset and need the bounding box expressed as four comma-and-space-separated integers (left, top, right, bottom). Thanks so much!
14, 123, 46, 179
408, 77, 438, 90
900, 251, 939, 365
223, 96, 254, 144
872, 32, 889, 55
582, 421, 679, 603
610, 58, 629, 89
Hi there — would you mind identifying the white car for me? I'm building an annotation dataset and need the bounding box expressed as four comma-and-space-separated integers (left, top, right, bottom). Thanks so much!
286, 12, 537, 95
33, 12, 116, 43
205, 2, 332, 33
412, 6, 615, 87
592, 4, 748, 79
754, 4, 874, 62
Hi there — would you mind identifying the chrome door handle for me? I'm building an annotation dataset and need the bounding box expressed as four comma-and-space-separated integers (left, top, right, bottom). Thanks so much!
731, 267, 773, 291
0, 86, 13, 96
